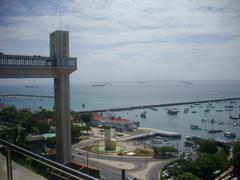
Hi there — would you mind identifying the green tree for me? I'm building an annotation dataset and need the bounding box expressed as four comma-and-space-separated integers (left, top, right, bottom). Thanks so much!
36, 121, 50, 134
0, 106, 18, 125
34, 108, 54, 120
15, 128, 27, 146
232, 143, 240, 176
199, 139, 218, 154
45, 137, 56, 149
176, 172, 200, 180
6, 126, 19, 143
154, 146, 178, 158
19, 110, 34, 128
30, 127, 40, 134
233, 143, 240, 154
187, 153, 217, 179
81, 112, 92, 127
71, 124, 82, 141
214, 150, 228, 169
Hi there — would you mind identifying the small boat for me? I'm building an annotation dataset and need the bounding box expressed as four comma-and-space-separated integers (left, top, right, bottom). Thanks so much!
225, 108, 233, 111
233, 123, 238, 127
140, 111, 146, 118
151, 139, 162, 144
218, 121, 223, 125
224, 132, 236, 138
225, 105, 233, 108
92, 83, 105, 87
201, 118, 207, 122
208, 129, 223, 133
149, 107, 158, 111
210, 118, 215, 124
229, 101, 236, 103
230, 115, 240, 120
183, 107, 189, 113
190, 124, 200, 130
167, 109, 179, 115
25, 85, 39, 88
204, 109, 210, 113
216, 109, 223, 112
134, 120, 140, 126
186, 135, 201, 141
192, 111, 197, 113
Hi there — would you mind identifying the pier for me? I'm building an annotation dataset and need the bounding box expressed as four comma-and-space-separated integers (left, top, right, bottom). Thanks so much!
80, 97, 240, 113
120, 129, 181, 141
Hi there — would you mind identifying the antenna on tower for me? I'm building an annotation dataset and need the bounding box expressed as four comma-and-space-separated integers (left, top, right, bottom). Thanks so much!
59, 0, 62, 30
60, 10, 62, 30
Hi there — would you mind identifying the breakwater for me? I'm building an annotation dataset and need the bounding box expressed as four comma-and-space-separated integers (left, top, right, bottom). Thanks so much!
80, 97, 240, 113
0, 94, 54, 99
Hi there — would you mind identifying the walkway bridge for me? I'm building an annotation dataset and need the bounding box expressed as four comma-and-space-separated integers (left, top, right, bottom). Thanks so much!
0, 53, 76, 78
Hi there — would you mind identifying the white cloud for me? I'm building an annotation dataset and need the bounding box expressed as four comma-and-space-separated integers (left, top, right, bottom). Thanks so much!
0, 0, 240, 81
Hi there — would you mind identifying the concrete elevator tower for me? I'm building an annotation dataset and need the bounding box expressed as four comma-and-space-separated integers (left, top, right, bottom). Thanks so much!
50, 30, 73, 163
0, 30, 77, 164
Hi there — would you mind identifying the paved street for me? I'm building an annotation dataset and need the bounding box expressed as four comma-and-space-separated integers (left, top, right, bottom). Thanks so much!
72, 144, 173, 180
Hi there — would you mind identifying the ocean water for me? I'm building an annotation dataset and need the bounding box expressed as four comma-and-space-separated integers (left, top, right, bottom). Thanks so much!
1, 80, 240, 148
1, 80, 240, 111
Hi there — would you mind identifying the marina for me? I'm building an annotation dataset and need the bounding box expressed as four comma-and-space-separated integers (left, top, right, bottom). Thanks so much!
1, 82, 240, 152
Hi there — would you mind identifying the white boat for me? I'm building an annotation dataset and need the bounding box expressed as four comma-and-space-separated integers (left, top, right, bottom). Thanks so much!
167, 109, 179, 115
230, 115, 240, 120
224, 132, 236, 138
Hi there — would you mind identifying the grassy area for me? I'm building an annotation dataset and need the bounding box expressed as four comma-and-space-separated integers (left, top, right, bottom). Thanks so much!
79, 136, 90, 141
82, 144, 124, 154
132, 148, 154, 156
160, 168, 164, 180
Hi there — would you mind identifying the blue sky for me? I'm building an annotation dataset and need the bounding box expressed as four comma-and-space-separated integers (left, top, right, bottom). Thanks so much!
0, 0, 240, 82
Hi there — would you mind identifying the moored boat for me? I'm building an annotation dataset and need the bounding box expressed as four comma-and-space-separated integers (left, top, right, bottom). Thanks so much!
204, 109, 210, 113
140, 111, 146, 118
224, 132, 236, 138
149, 107, 158, 111
230, 115, 240, 120
208, 129, 223, 133
167, 109, 179, 115
190, 124, 200, 130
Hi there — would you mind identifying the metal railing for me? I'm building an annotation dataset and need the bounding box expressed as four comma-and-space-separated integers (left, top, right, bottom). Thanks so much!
0, 54, 77, 68
0, 139, 99, 180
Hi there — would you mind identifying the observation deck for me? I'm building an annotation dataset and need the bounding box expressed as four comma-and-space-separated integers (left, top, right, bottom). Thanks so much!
0, 53, 77, 78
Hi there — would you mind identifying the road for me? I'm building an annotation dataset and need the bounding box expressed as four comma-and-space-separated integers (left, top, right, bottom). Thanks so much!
72, 146, 173, 180
72, 136, 176, 179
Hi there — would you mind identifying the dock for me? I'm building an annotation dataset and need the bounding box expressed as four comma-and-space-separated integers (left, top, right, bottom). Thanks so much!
120, 128, 181, 141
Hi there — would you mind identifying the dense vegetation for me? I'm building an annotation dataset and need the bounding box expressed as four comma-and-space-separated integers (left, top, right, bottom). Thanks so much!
0, 106, 92, 143
166, 139, 230, 180
154, 146, 178, 158
232, 143, 240, 176
0, 106, 94, 178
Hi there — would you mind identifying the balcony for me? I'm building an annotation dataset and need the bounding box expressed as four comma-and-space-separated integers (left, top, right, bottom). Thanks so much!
0, 139, 99, 180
